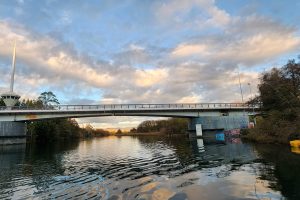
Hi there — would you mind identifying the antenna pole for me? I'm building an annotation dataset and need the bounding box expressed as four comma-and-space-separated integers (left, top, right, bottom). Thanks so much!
238, 69, 244, 104
10, 41, 16, 93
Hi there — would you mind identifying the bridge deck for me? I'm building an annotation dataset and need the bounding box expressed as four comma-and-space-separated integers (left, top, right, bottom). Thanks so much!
0, 103, 259, 121
0, 103, 257, 112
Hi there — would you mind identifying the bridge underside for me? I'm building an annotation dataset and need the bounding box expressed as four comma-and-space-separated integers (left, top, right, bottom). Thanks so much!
0, 109, 250, 122
188, 116, 249, 131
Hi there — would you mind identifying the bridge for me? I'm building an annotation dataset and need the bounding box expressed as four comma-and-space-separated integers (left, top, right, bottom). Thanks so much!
0, 103, 256, 122
0, 102, 257, 143
0, 43, 258, 143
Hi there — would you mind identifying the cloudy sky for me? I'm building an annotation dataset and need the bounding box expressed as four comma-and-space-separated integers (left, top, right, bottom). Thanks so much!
0, 0, 300, 128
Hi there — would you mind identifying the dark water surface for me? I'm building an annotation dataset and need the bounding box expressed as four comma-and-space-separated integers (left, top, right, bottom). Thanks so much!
1, 136, 300, 200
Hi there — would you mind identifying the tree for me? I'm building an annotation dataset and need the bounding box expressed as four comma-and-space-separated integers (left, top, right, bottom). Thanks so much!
136, 118, 188, 134
0, 98, 5, 106
259, 60, 300, 112
130, 128, 137, 133
116, 129, 122, 134
20, 99, 43, 108
25, 92, 83, 142
165, 118, 188, 135
38, 91, 60, 106
244, 57, 300, 143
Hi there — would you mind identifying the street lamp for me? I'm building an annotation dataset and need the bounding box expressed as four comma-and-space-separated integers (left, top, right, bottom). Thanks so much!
237, 69, 245, 116
238, 70, 244, 104
247, 83, 254, 114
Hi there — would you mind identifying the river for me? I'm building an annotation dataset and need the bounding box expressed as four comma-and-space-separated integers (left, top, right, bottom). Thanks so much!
1, 136, 300, 200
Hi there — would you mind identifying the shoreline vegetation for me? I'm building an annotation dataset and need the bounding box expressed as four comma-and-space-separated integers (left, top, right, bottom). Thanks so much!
241, 58, 300, 144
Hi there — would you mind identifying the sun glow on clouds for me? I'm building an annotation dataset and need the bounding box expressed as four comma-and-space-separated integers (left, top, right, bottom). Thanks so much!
47, 52, 114, 87
177, 94, 202, 103
171, 32, 300, 67
172, 44, 208, 57
135, 69, 168, 87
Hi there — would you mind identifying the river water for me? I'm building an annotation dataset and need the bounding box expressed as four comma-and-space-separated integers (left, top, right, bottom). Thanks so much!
1, 136, 300, 200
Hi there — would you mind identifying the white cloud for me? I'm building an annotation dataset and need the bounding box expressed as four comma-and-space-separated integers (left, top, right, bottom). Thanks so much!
170, 15, 300, 66
134, 68, 168, 87
155, 0, 230, 28
0, 20, 115, 95
171, 44, 208, 57
177, 94, 202, 103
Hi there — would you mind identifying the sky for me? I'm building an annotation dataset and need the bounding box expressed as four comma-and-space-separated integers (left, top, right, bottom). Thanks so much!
0, 0, 300, 129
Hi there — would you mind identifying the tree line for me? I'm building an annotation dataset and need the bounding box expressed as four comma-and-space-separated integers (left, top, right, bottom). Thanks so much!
244, 58, 300, 143
131, 118, 188, 135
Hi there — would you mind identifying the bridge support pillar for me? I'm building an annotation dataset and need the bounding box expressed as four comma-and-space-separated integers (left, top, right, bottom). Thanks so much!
0, 122, 27, 144
188, 116, 249, 137
195, 124, 203, 137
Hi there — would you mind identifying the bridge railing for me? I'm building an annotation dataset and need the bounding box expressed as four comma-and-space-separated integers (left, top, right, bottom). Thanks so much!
0, 103, 260, 111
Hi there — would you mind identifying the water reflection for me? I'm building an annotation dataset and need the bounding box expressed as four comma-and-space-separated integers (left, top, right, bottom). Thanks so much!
0, 136, 299, 199
254, 144, 300, 200
0, 140, 79, 199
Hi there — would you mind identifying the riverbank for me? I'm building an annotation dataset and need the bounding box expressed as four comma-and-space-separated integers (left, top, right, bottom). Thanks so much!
241, 128, 290, 144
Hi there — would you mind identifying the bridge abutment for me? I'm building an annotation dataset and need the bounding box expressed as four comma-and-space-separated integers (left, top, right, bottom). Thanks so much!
0, 122, 27, 144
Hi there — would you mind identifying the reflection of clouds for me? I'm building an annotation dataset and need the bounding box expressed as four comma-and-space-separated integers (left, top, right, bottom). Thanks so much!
166, 164, 283, 200
0, 137, 286, 199
76, 136, 145, 159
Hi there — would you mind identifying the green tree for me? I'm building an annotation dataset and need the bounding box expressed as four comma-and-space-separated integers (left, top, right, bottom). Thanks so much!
25, 91, 83, 142
244, 57, 300, 143
29, 118, 81, 143
165, 118, 188, 135
38, 91, 60, 106
136, 118, 188, 134
20, 99, 43, 108
259, 59, 300, 112
0, 98, 5, 106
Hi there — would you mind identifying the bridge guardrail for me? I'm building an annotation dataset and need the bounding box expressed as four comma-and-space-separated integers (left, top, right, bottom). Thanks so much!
0, 103, 261, 111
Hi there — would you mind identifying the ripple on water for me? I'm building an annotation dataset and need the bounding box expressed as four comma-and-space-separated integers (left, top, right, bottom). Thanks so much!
0, 136, 287, 199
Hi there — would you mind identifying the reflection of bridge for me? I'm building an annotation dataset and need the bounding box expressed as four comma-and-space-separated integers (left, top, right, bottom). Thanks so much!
0, 103, 258, 121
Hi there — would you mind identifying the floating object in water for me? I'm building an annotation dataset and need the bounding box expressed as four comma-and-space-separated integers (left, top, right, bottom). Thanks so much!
290, 140, 300, 148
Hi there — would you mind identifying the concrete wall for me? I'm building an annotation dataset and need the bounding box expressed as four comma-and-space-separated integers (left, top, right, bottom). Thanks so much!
0, 122, 27, 137
188, 116, 249, 132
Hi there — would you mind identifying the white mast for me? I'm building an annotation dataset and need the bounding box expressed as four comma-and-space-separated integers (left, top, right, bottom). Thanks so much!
10, 41, 16, 93
1, 41, 20, 109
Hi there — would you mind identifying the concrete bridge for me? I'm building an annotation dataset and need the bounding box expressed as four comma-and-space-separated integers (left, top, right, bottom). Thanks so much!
0, 103, 258, 144
0, 103, 256, 121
